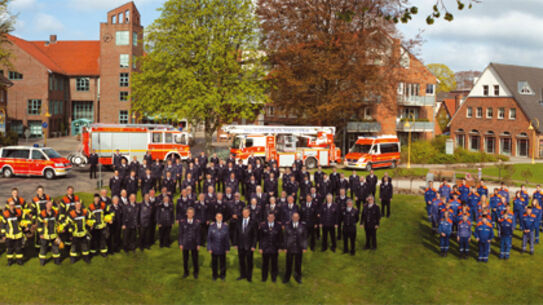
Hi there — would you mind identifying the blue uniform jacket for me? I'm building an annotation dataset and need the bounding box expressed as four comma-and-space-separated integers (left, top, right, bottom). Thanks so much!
458, 185, 470, 202
474, 221, 494, 242
467, 193, 481, 211
439, 184, 451, 202
513, 198, 526, 213
457, 220, 472, 238
477, 186, 489, 197
438, 218, 453, 236
522, 213, 537, 232
498, 188, 510, 203
424, 188, 437, 204
499, 212, 515, 236
489, 195, 501, 212
207, 223, 230, 255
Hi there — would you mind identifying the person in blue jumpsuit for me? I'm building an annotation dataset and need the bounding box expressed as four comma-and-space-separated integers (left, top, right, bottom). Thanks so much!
457, 214, 472, 259
466, 187, 481, 221
498, 205, 515, 260
448, 193, 461, 234
520, 185, 530, 204
489, 188, 501, 226
498, 183, 510, 204
438, 179, 451, 203
458, 179, 470, 204
438, 211, 453, 257
430, 193, 443, 233
522, 206, 537, 255
424, 182, 437, 222
474, 217, 493, 262
513, 191, 527, 230
531, 199, 542, 244
477, 180, 489, 198
532, 185, 543, 206
496, 196, 508, 236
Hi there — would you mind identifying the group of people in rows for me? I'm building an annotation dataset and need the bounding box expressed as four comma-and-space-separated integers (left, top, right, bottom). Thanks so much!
425, 178, 543, 262
1, 151, 390, 284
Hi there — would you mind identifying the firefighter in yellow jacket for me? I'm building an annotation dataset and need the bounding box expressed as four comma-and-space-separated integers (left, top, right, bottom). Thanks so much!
1, 199, 31, 266
32, 185, 52, 249
88, 194, 114, 257
67, 201, 91, 264
37, 200, 62, 266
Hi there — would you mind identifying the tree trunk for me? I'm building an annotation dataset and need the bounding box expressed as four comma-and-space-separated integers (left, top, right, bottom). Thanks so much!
204, 119, 214, 155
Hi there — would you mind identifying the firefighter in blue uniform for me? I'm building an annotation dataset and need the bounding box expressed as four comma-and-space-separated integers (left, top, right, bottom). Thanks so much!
498, 183, 510, 204
457, 214, 472, 259
513, 191, 526, 230
477, 180, 489, 198
498, 205, 514, 260
438, 179, 451, 203
438, 211, 453, 257
521, 205, 537, 255
457, 179, 470, 204
474, 217, 494, 262
424, 182, 437, 222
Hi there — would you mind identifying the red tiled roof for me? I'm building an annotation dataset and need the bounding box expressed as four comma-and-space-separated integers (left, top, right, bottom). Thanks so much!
7, 34, 100, 76
443, 98, 457, 116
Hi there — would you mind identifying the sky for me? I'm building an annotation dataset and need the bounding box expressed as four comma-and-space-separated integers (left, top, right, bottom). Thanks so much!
8, 0, 543, 72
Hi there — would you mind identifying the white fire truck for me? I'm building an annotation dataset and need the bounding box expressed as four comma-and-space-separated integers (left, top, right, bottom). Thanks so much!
222, 125, 341, 169
68, 124, 192, 167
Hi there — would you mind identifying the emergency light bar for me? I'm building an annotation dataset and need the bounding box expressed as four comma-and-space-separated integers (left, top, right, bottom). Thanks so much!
222, 125, 336, 135
90, 123, 175, 130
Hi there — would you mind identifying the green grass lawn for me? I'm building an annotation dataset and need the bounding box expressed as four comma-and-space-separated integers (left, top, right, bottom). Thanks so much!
1, 193, 542, 304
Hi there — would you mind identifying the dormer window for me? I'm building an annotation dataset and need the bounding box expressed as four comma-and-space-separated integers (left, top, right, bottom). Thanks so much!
518, 81, 534, 95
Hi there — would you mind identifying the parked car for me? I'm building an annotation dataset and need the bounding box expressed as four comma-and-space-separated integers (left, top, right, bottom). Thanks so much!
0, 146, 72, 179
344, 136, 400, 171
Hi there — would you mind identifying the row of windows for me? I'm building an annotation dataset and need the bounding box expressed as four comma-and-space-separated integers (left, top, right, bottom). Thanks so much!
8, 71, 23, 80
49, 75, 66, 92
27, 99, 41, 115
119, 110, 129, 124
48, 100, 64, 115
397, 83, 435, 96
456, 134, 529, 156
116, 31, 138, 47
482, 85, 500, 96
111, 9, 131, 25
76, 77, 90, 91
466, 106, 516, 120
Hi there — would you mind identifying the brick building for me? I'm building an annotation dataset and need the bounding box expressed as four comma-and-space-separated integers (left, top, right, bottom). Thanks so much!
449, 63, 543, 158
2, 2, 143, 137
264, 47, 437, 148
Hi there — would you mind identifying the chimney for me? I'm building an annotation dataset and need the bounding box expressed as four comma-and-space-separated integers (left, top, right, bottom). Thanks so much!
49, 34, 57, 44
454, 94, 464, 111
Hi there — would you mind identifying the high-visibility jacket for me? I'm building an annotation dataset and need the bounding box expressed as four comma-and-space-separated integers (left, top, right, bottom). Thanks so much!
60, 195, 80, 215
31, 194, 51, 221
67, 209, 89, 238
88, 201, 113, 230
1, 208, 25, 239
37, 209, 60, 240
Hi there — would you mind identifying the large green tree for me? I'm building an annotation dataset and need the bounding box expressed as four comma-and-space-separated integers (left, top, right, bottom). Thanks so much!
427, 63, 456, 93
132, 0, 268, 153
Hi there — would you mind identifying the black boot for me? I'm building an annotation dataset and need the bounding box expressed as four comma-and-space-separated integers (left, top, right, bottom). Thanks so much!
7, 259, 14, 266
16, 259, 23, 265
54, 258, 61, 265
83, 256, 91, 264
71, 257, 77, 264
40, 259, 46, 266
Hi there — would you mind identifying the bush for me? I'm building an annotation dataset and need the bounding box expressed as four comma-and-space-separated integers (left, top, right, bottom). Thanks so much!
0, 130, 19, 146
401, 139, 510, 164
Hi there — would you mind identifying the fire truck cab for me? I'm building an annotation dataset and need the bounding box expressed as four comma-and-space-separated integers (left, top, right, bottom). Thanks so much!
344, 136, 400, 171
69, 124, 192, 167
223, 125, 341, 169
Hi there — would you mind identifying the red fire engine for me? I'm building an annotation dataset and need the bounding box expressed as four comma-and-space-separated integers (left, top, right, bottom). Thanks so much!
222, 125, 341, 169
68, 124, 192, 166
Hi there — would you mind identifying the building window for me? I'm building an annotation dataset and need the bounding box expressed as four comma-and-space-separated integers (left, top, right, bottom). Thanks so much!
27, 99, 41, 115
111, 14, 117, 24
267, 106, 275, 116
125, 10, 130, 23
8, 71, 23, 80
509, 108, 516, 120
364, 107, 373, 120
483, 85, 489, 96
116, 31, 129, 45
470, 135, 480, 151
401, 107, 418, 119
517, 138, 529, 157
494, 85, 499, 96
120, 91, 129, 101
476, 107, 482, 118
120, 73, 129, 87
486, 107, 493, 118
518, 81, 533, 95
500, 137, 512, 155
397, 82, 404, 95
498, 107, 505, 119
133, 32, 138, 46
426, 84, 435, 95
405, 83, 420, 97
456, 134, 465, 148
120, 54, 129, 68
76, 77, 90, 91
119, 110, 129, 124
466, 107, 473, 118
485, 137, 495, 153
73, 101, 93, 120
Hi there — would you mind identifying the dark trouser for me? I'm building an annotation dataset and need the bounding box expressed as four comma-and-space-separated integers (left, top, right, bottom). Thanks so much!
39, 238, 60, 263
262, 253, 278, 281
70, 236, 90, 261
306, 225, 316, 250
200, 224, 208, 246
356, 199, 362, 211
321, 226, 336, 251
108, 223, 122, 253
91, 228, 108, 255
365, 227, 377, 249
343, 227, 356, 254
6, 238, 23, 263
139, 226, 153, 249
90, 164, 97, 179
337, 223, 342, 240
229, 221, 238, 244
381, 199, 391, 218
211, 254, 226, 279
159, 226, 172, 247
183, 249, 199, 275
60, 232, 72, 246
238, 248, 254, 280
150, 216, 157, 245
123, 228, 137, 252
284, 252, 302, 282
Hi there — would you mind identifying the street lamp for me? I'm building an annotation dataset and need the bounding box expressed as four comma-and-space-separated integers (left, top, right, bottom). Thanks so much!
403, 114, 415, 169
44, 111, 51, 146
528, 118, 540, 164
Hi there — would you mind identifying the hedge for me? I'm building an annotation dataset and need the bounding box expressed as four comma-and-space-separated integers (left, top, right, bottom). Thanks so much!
0, 130, 19, 146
